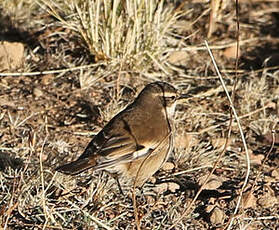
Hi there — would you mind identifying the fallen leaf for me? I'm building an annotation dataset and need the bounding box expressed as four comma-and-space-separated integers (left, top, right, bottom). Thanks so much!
223, 44, 241, 59
167, 51, 189, 66
241, 149, 264, 165
162, 162, 175, 171
250, 151, 265, 165
154, 182, 180, 193
0, 41, 24, 71
198, 175, 223, 190
146, 195, 155, 205
210, 206, 225, 225
33, 87, 44, 98
168, 182, 180, 193
154, 183, 168, 194
41, 74, 54, 85
257, 193, 278, 208
0, 95, 15, 107
271, 168, 279, 179
242, 191, 257, 209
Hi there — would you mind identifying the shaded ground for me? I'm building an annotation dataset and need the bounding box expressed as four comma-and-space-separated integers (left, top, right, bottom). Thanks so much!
0, 1, 279, 229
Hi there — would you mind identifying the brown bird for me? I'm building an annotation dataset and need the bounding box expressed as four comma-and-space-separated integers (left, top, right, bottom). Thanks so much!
56, 81, 178, 187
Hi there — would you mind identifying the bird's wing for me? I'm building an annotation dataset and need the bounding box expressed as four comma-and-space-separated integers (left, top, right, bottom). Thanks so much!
56, 115, 155, 175
80, 116, 156, 168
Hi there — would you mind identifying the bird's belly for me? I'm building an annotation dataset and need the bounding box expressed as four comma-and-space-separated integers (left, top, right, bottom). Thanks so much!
113, 135, 173, 187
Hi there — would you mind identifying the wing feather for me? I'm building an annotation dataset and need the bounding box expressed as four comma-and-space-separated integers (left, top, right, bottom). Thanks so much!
56, 106, 164, 175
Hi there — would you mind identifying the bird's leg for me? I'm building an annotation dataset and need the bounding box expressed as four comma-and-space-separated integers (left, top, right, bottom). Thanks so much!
106, 171, 124, 196
116, 177, 124, 196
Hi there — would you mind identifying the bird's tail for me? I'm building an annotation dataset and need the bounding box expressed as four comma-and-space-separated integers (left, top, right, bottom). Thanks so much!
55, 158, 96, 175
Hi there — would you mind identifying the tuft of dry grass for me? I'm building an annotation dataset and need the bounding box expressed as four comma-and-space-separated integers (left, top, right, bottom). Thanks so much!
39, 0, 185, 89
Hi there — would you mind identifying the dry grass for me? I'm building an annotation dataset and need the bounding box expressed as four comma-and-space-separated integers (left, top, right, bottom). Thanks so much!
1, 0, 279, 229
39, 0, 185, 89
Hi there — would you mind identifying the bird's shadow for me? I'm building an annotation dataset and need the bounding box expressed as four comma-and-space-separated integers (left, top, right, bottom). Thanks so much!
154, 175, 238, 202
0, 151, 24, 172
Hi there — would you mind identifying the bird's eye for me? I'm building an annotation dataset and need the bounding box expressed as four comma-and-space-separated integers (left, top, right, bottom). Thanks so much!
166, 96, 176, 102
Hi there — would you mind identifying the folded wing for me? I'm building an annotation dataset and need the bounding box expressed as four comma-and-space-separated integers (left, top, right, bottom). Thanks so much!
56, 116, 152, 175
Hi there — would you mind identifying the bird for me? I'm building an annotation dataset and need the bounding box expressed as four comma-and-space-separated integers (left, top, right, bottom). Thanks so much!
56, 81, 179, 188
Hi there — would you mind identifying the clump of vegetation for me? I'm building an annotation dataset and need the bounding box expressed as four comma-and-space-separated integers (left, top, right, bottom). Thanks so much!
40, 0, 183, 88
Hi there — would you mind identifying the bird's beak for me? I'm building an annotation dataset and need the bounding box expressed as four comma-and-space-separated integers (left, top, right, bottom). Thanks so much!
177, 93, 193, 102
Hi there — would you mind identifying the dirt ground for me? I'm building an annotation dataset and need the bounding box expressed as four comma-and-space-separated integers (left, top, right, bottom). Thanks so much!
0, 1, 279, 229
